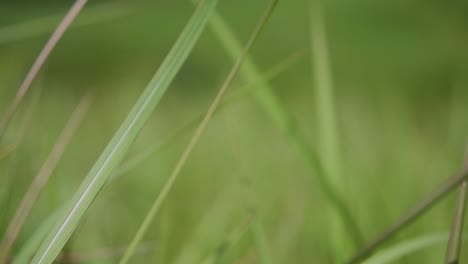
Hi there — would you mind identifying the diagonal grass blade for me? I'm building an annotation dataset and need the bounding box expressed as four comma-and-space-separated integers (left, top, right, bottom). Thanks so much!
31, 0, 218, 263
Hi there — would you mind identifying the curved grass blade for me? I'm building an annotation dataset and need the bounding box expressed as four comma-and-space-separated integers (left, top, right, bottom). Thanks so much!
363, 233, 467, 264
119, 1, 279, 262
0, 0, 89, 139
0, 94, 92, 263
200, 0, 363, 247
30, 0, 218, 263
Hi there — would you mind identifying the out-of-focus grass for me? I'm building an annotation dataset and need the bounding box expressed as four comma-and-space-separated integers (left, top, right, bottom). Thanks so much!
1, 0, 468, 263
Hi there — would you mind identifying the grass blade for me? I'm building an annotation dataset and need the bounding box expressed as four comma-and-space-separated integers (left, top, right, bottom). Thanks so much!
309, 0, 350, 258
349, 165, 468, 264
14, 50, 299, 261
446, 181, 467, 264
119, 1, 279, 262
0, 0, 88, 138
0, 93, 92, 262
202, 0, 363, 248
30, 0, 218, 263
445, 146, 468, 264
309, 0, 341, 192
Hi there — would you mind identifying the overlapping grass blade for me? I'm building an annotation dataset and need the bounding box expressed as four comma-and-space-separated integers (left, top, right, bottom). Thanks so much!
0, 0, 89, 138
200, 0, 363, 247
349, 165, 468, 263
0, 94, 92, 262
13, 52, 301, 262
31, 0, 218, 263
119, 1, 279, 262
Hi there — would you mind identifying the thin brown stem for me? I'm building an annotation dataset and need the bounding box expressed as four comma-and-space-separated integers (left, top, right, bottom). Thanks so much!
445, 146, 468, 264
348, 165, 468, 264
0, 93, 93, 262
0, 0, 88, 138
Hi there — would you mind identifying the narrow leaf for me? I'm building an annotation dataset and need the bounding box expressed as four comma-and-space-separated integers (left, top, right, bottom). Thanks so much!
31, 0, 218, 263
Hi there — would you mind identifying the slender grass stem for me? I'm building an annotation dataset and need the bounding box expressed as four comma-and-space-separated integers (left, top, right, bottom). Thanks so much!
445, 146, 468, 264
30, 0, 218, 263
349, 165, 468, 264
119, 1, 279, 262
0, 0, 88, 139
0, 94, 92, 263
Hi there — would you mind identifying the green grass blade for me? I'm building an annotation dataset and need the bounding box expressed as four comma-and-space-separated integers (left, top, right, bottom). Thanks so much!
309, 0, 341, 190
119, 1, 278, 262
309, 0, 350, 259
30, 0, 218, 263
202, 0, 363, 248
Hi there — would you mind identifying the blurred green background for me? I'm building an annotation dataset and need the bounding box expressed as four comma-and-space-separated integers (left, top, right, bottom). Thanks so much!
1, 0, 468, 263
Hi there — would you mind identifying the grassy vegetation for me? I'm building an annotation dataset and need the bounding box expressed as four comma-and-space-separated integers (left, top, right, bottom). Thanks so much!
1, 0, 468, 263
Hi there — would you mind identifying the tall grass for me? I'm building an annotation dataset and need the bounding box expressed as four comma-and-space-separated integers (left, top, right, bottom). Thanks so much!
1, 0, 466, 263
8, 50, 300, 263
204, 0, 362, 252
119, 1, 278, 262
31, 0, 218, 262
